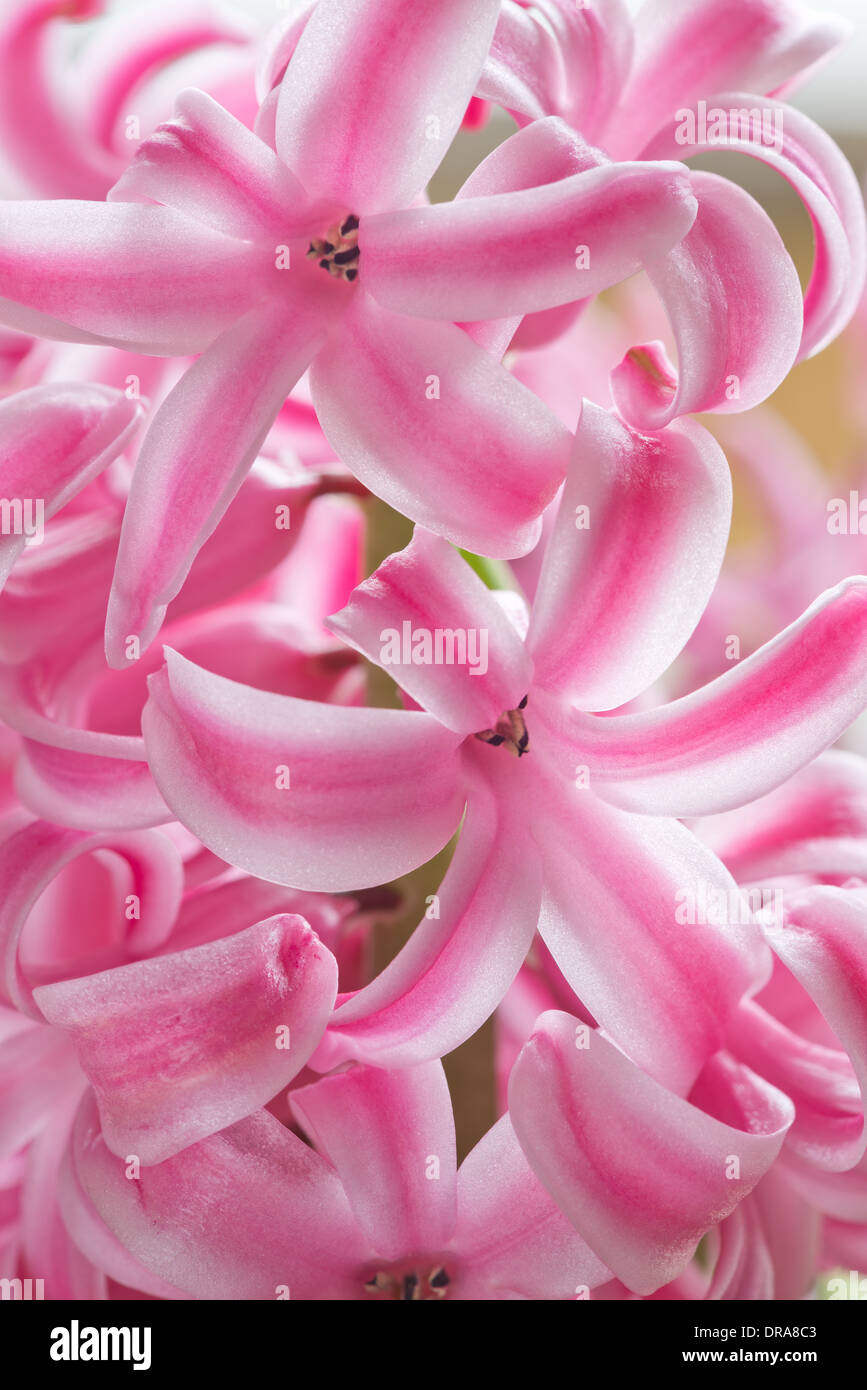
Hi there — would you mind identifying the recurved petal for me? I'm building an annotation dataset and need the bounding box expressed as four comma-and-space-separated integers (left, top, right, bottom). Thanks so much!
0, 383, 142, 589
610, 173, 803, 430
34, 913, 338, 1165
575, 579, 867, 818
0, 819, 183, 1017
362, 155, 698, 322
509, 1014, 793, 1295
142, 649, 466, 891
696, 751, 867, 883
762, 887, 867, 1171
528, 402, 731, 711
640, 96, 866, 360
603, 0, 850, 157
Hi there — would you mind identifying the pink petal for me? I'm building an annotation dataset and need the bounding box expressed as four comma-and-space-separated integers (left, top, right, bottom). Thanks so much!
327, 529, 532, 736
18, 1084, 108, 1300
783, 1147, 867, 1222
109, 88, 309, 242
0, 383, 141, 588
0, 819, 183, 1017
291, 1061, 456, 1262
823, 1217, 867, 1270
166, 871, 357, 959
700, 1200, 775, 1300
0, 652, 169, 831
0, 201, 269, 354
362, 148, 698, 322
447, 117, 598, 356
749, 1168, 821, 1300
478, 0, 633, 145
0, 0, 117, 198
610, 173, 803, 430
574, 578, 867, 818
698, 751, 867, 883
310, 292, 570, 558
77, 0, 255, 159
0, 1022, 80, 1159
509, 1014, 794, 1295
125, 35, 262, 155
0, 506, 119, 664
312, 765, 540, 1069
528, 737, 767, 1094
255, 2, 318, 103
142, 649, 466, 891
35, 913, 337, 1165
105, 292, 330, 667
731, 999, 862, 1176
476, 0, 567, 123
528, 402, 731, 711
271, 491, 365, 633
174, 458, 355, 627
641, 96, 867, 360
454, 1113, 611, 1299
761, 887, 867, 1171
66, 1094, 367, 1299
58, 1115, 191, 1300
15, 742, 168, 833
603, 0, 850, 158
275, 0, 501, 214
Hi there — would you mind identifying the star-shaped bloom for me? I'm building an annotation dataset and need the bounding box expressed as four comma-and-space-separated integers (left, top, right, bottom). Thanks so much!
64, 1058, 609, 1300
0, 0, 699, 667
140, 401, 867, 1092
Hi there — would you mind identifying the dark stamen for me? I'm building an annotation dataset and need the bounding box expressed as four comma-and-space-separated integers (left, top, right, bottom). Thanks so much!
341, 215, 360, 234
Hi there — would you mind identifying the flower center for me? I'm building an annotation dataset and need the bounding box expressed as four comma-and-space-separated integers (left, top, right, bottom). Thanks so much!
363, 1263, 451, 1301
474, 695, 529, 757
307, 214, 360, 281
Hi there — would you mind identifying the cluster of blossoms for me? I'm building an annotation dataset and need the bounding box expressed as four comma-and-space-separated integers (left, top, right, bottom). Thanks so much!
1, 0, 867, 1304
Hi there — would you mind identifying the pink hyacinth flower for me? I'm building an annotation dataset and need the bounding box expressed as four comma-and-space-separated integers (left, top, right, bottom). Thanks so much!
63, 1058, 610, 1299
479, 0, 865, 406
501, 752, 867, 1298
0, 0, 702, 665
140, 402, 867, 1093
